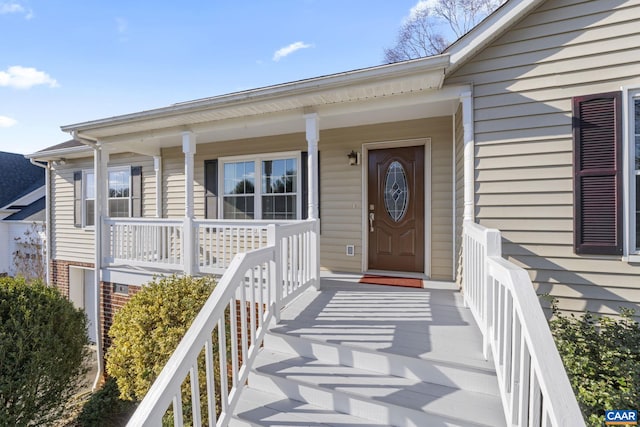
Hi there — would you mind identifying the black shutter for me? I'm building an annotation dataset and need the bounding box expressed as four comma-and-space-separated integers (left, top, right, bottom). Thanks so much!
300, 151, 321, 220
74, 171, 82, 227
573, 91, 623, 255
131, 166, 142, 217
205, 160, 218, 219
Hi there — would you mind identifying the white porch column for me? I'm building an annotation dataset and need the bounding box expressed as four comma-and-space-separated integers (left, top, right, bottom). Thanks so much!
305, 113, 319, 219
304, 112, 321, 290
461, 91, 475, 223
182, 132, 196, 275
154, 155, 162, 218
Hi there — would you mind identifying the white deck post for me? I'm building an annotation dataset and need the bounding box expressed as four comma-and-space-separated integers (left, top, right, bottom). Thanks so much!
305, 112, 321, 290
183, 132, 196, 275
267, 224, 282, 322
461, 91, 475, 223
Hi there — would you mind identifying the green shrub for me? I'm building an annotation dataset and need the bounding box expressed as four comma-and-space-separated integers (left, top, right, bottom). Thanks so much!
77, 378, 136, 427
106, 275, 217, 402
550, 307, 640, 427
0, 276, 89, 426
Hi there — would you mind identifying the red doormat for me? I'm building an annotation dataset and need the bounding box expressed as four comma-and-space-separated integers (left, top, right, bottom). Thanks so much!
359, 274, 423, 288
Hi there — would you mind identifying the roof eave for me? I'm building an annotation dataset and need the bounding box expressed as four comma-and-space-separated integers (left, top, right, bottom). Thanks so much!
26, 144, 93, 161
60, 54, 450, 135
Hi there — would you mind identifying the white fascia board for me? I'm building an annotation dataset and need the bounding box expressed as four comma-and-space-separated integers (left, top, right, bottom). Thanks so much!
445, 0, 546, 75
60, 55, 450, 137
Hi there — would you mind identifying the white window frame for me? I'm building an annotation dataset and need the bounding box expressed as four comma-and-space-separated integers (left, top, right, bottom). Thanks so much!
622, 85, 640, 260
82, 166, 132, 228
107, 166, 133, 219
218, 151, 302, 220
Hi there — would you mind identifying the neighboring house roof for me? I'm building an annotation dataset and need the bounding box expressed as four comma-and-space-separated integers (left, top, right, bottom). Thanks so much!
0, 151, 44, 209
4, 197, 45, 222
27, 139, 92, 162
38, 139, 84, 152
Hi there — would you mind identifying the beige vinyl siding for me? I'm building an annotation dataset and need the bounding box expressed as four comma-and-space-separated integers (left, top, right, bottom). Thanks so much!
446, 0, 640, 315
161, 118, 453, 277
51, 158, 94, 263
51, 153, 156, 263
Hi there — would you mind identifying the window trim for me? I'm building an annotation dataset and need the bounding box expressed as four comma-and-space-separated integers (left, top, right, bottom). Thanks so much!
623, 85, 640, 259
81, 165, 133, 228
217, 151, 302, 220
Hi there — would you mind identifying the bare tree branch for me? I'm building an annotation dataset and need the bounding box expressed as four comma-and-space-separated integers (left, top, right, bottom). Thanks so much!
384, 0, 504, 63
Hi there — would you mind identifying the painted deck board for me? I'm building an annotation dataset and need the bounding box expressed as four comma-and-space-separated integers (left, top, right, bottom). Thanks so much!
234, 273, 505, 427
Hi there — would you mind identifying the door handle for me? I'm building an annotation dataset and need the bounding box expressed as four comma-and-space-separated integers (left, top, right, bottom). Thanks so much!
369, 212, 375, 232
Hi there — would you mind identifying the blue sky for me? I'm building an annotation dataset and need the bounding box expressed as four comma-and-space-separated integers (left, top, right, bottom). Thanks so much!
0, 0, 429, 154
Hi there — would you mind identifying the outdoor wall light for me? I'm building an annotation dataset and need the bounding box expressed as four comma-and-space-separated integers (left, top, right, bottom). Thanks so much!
347, 150, 360, 166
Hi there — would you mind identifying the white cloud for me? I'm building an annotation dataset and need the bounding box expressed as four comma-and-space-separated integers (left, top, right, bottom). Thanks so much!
272, 41, 313, 62
0, 2, 33, 19
0, 116, 17, 128
0, 66, 59, 89
408, 0, 438, 20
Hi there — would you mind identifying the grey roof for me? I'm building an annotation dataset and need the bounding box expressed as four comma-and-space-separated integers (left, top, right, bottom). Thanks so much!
36, 139, 83, 153
4, 197, 45, 221
0, 151, 45, 208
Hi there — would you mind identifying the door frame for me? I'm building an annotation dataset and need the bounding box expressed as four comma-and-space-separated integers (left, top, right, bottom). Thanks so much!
361, 138, 432, 277
69, 266, 96, 344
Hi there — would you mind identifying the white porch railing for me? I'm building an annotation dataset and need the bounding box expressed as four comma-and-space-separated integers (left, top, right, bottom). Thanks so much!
126, 219, 320, 426
103, 218, 185, 270
102, 218, 313, 277
463, 221, 585, 427
194, 220, 271, 274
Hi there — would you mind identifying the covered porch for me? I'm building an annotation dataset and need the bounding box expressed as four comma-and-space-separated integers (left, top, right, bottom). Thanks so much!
55, 55, 472, 284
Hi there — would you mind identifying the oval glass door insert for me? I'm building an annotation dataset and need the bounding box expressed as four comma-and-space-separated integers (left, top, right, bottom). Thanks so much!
384, 161, 408, 222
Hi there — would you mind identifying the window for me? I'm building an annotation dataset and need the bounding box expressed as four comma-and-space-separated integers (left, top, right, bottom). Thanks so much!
108, 168, 131, 218
84, 171, 95, 227
223, 161, 255, 219
220, 153, 301, 220
75, 166, 141, 227
262, 158, 297, 220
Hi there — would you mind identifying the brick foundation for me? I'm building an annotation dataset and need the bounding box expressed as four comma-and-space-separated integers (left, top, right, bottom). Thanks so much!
101, 281, 141, 350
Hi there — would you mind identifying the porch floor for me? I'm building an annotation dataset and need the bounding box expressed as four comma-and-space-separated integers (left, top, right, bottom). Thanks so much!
232, 273, 505, 426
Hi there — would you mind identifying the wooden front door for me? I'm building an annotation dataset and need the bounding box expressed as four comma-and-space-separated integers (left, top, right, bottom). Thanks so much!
367, 146, 425, 272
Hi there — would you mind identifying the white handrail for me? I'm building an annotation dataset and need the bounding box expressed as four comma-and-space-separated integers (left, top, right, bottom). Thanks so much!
463, 221, 585, 427
127, 220, 319, 426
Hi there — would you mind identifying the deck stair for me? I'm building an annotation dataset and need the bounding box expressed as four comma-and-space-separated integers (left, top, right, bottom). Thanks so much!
231, 275, 506, 427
